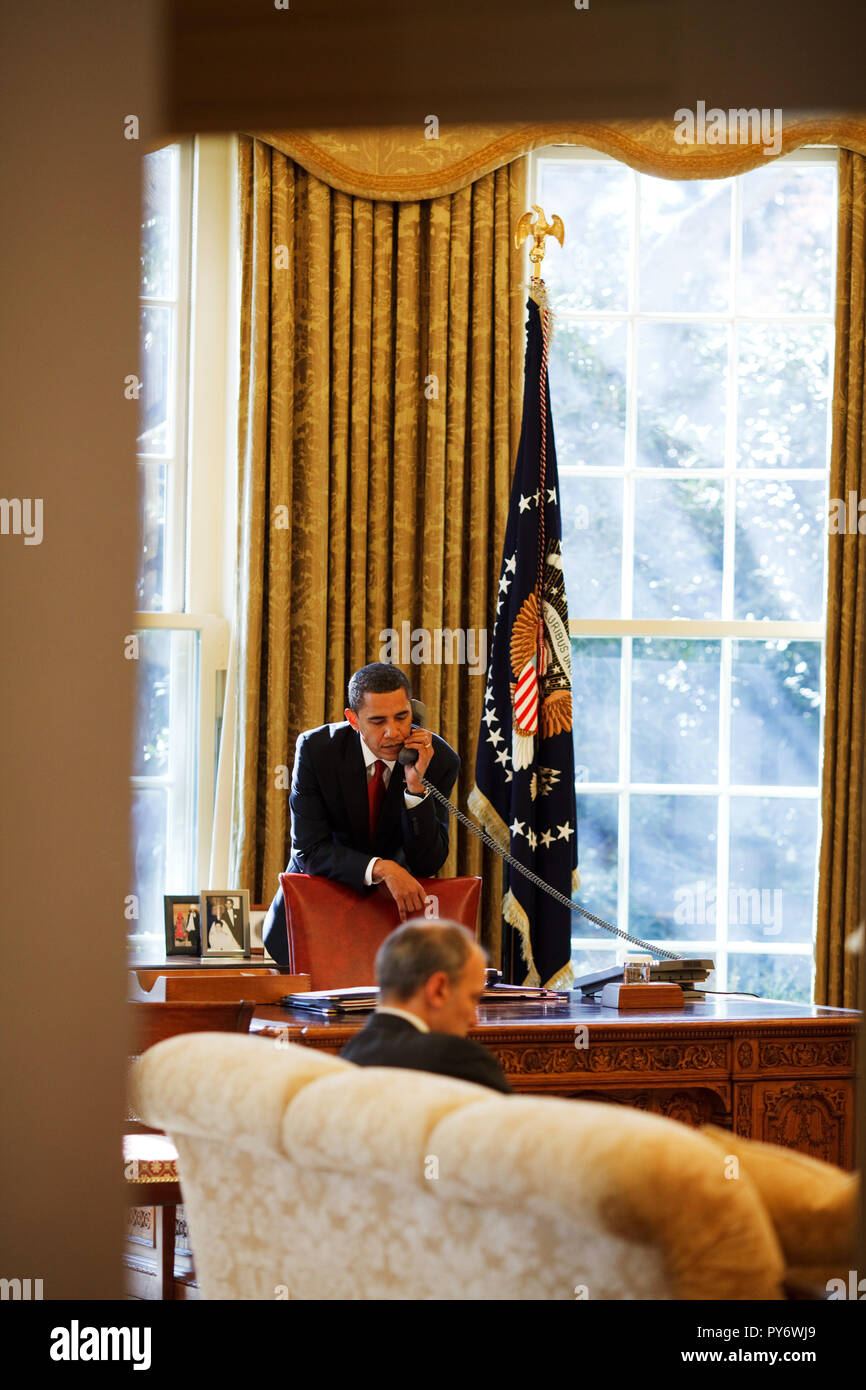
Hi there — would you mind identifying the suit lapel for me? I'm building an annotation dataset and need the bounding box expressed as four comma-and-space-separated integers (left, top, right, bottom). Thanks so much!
339, 725, 372, 853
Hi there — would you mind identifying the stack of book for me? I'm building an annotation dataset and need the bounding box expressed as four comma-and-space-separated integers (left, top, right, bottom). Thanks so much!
648, 959, 714, 1002
281, 987, 378, 1016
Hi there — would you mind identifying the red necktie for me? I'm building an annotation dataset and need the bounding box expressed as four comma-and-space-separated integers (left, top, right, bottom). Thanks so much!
368, 759, 387, 836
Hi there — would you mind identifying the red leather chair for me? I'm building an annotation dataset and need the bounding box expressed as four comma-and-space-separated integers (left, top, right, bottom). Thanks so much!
278, 874, 482, 990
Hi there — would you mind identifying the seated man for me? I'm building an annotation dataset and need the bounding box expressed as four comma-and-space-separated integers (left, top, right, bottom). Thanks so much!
341, 920, 511, 1095
263, 662, 460, 967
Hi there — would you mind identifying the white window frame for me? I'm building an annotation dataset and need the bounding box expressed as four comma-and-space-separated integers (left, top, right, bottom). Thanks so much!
134, 136, 239, 927
528, 144, 838, 994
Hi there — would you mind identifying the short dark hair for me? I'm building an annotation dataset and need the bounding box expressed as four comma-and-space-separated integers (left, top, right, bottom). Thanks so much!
376, 921, 486, 1001
347, 662, 411, 714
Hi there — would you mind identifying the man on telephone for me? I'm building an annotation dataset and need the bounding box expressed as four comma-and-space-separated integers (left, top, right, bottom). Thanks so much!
262, 662, 461, 967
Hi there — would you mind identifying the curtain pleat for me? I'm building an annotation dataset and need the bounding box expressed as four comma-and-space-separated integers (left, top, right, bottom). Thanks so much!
816, 150, 866, 1009
231, 136, 527, 957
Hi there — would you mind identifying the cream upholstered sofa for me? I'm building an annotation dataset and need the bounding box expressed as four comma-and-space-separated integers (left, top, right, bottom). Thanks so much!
131, 1032, 792, 1301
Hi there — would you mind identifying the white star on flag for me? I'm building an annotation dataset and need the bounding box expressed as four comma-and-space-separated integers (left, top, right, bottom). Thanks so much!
487, 727, 503, 747
556, 822, 575, 842
509, 818, 526, 838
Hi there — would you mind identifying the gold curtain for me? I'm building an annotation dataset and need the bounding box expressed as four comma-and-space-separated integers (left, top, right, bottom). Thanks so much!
246, 114, 866, 198
816, 151, 866, 1009
230, 135, 527, 958
231, 118, 866, 995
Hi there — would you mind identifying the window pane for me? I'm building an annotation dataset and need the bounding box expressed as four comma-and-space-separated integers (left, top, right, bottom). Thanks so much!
737, 324, 833, 470
630, 794, 717, 941
728, 952, 812, 1005
141, 145, 177, 299
136, 460, 166, 612
639, 176, 731, 313
739, 164, 837, 316
549, 320, 627, 468
132, 629, 171, 779
734, 478, 827, 621
138, 305, 173, 456
131, 629, 199, 940
633, 476, 724, 618
575, 793, 618, 927
560, 477, 623, 621
540, 160, 631, 312
631, 638, 720, 783
572, 640, 621, 783
729, 796, 818, 944
570, 948, 619, 980
730, 640, 822, 787
129, 786, 167, 950
636, 322, 727, 470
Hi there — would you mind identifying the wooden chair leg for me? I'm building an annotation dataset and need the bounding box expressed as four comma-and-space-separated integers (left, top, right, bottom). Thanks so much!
154, 1205, 177, 1300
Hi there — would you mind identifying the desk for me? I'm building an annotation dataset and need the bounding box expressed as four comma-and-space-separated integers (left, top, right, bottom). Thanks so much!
252, 995, 860, 1168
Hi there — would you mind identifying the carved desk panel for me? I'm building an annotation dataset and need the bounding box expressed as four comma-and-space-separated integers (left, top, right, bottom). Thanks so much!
252, 996, 859, 1168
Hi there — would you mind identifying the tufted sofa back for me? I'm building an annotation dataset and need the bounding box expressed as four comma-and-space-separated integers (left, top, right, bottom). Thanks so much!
131, 1032, 786, 1300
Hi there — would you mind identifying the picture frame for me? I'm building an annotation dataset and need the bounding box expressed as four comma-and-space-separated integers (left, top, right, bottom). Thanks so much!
249, 906, 267, 953
164, 895, 202, 957
201, 890, 250, 958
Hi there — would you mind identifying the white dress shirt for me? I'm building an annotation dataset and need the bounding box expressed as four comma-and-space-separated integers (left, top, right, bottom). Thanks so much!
360, 734, 426, 886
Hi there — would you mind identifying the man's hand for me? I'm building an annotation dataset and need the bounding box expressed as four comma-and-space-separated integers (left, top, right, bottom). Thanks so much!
400, 726, 434, 796
371, 860, 429, 920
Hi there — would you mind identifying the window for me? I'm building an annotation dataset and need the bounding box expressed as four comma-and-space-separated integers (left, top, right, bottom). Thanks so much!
530, 146, 838, 1002
130, 138, 237, 951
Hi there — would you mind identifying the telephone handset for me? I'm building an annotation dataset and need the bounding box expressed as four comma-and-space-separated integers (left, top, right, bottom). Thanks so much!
398, 699, 428, 766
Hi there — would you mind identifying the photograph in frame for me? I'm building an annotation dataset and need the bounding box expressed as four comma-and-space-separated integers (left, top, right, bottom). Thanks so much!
201, 890, 250, 957
164, 895, 202, 957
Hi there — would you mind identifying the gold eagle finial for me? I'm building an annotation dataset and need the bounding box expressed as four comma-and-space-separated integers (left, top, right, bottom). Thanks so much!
515, 205, 565, 279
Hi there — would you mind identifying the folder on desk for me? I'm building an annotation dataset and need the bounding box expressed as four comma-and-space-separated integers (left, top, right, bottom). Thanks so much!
281, 986, 379, 1016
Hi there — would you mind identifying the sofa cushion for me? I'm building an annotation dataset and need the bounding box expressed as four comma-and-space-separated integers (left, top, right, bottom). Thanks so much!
699, 1124, 858, 1267
280, 1064, 491, 1179
131, 1034, 351, 1157
428, 1097, 786, 1300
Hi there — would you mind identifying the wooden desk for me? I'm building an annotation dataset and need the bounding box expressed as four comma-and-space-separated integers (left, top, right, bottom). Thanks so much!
252, 995, 860, 1169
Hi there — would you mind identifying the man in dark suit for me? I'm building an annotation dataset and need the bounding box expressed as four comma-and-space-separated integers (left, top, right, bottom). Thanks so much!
341, 921, 511, 1094
263, 663, 460, 967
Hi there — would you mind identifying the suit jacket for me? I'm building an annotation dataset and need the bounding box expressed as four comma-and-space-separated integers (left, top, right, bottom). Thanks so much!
340, 1011, 512, 1094
263, 722, 460, 966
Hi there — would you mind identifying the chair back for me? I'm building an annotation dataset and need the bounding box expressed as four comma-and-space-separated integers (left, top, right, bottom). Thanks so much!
278, 874, 482, 990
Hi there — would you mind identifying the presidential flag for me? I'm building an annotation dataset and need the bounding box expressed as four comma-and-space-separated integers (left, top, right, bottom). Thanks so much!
469, 286, 578, 989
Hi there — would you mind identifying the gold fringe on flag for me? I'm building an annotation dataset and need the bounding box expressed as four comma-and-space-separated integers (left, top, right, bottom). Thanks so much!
468, 784, 509, 853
